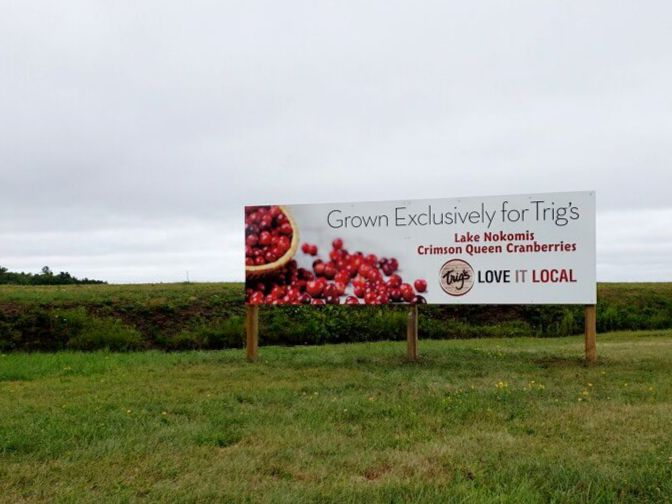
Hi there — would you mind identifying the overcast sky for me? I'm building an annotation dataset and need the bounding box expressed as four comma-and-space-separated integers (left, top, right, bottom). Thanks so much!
1, 1, 671, 283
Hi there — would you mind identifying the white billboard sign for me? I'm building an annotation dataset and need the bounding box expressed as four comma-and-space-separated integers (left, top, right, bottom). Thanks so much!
245, 191, 596, 305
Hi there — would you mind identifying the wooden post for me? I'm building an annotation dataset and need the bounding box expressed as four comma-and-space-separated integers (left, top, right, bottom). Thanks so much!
584, 304, 596, 364
407, 304, 418, 360
245, 304, 259, 362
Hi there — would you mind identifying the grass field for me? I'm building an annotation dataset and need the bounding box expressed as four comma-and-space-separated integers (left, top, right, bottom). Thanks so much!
1, 331, 671, 503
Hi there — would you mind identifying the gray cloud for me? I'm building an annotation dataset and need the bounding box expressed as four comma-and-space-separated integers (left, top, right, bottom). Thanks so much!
1, 1, 671, 282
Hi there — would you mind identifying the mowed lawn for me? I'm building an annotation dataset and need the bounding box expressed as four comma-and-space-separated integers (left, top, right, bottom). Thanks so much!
1, 332, 671, 503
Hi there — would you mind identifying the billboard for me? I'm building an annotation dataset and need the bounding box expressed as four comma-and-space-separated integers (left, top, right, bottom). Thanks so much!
245, 191, 595, 305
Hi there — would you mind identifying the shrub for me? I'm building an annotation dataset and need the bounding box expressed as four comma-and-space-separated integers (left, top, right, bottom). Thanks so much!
66, 315, 143, 351
167, 316, 244, 350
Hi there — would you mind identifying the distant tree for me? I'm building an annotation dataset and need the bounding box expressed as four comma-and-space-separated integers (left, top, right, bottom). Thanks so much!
0, 266, 105, 285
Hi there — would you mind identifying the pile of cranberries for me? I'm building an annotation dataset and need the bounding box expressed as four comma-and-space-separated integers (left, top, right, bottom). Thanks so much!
245, 206, 293, 266
245, 237, 428, 305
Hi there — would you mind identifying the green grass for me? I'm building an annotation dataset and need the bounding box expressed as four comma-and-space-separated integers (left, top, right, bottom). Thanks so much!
1, 331, 671, 503
0, 282, 242, 304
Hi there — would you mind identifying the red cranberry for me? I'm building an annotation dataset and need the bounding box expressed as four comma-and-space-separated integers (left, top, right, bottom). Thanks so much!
309, 244, 318, 256
400, 283, 415, 302
364, 291, 378, 304
324, 263, 337, 279
270, 285, 286, 299
311, 298, 325, 305
259, 231, 272, 246
248, 292, 264, 304
345, 296, 359, 305
414, 279, 427, 293
332, 238, 343, 250
300, 293, 312, 304
389, 288, 402, 302
334, 271, 350, 285
334, 282, 346, 296
306, 280, 323, 297
387, 274, 402, 288
365, 268, 381, 282
323, 283, 338, 298
301, 243, 311, 254
325, 294, 340, 305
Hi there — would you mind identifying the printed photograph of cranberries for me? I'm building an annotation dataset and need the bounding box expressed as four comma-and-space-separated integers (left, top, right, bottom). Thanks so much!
245, 235, 429, 305
245, 205, 299, 277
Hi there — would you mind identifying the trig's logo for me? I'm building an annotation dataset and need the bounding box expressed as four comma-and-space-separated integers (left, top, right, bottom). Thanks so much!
439, 259, 475, 296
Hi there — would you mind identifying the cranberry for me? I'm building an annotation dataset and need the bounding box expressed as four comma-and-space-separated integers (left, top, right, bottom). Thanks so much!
259, 231, 272, 246
400, 283, 415, 302
301, 243, 311, 254
248, 292, 264, 304
387, 274, 402, 288
311, 298, 325, 305
309, 244, 318, 256
365, 268, 381, 282
300, 293, 312, 304
306, 280, 323, 297
412, 295, 427, 304
414, 279, 427, 293
325, 294, 340, 305
270, 285, 285, 299
314, 261, 326, 276
323, 263, 337, 279
345, 296, 359, 305
332, 238, 343, 250
334, 282, 346, 296
364, 291, 378, 305
323, 283, 338, 298
246, 234, 259, 247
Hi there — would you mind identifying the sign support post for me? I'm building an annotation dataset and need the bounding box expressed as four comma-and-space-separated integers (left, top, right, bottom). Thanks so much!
246, 305, 259, 362
407, 305, 418, 360
584, 304, 596, 363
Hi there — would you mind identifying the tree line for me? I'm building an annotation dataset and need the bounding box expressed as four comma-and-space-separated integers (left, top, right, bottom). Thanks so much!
0, 266, 105, 285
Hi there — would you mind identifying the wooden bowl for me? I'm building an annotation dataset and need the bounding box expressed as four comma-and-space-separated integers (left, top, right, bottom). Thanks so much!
245, 206, 300, 278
